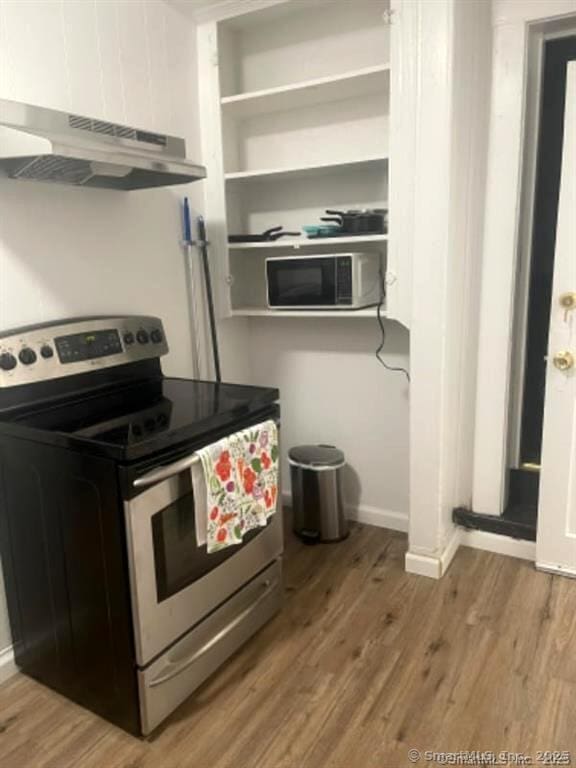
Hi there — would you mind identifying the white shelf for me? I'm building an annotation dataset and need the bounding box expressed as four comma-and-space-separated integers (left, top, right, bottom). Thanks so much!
221, 64, 390, 119
225, 155, 388, 183
199, 0, 395, 322
231, 307, 382, 318
228, 234, 388, 250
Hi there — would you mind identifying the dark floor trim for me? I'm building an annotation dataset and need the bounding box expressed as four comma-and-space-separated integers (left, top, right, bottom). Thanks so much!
453, 507, 537, 542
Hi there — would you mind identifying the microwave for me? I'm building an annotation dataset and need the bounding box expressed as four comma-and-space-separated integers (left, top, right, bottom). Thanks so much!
266, 252, 382, 310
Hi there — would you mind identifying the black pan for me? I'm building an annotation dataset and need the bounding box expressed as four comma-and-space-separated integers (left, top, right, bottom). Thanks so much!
228, 226, 301, 243
321, 209, 387, 235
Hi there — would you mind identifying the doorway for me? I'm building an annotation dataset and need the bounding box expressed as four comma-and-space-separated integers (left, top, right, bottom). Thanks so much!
455, 27, 576, 548
506, 35, 576, 538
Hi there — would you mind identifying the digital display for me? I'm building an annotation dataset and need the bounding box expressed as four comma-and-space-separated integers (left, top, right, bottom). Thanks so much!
55, 329, 122, 364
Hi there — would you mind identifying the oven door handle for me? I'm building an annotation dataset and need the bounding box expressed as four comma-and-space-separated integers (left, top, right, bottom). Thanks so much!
133, 453, 200, 488
133, 417, 280, 488
147, 578, 278, 688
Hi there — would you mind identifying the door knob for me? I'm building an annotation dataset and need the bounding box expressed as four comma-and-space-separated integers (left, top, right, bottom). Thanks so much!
553, 351, 574, 371
559, 292, 576, 310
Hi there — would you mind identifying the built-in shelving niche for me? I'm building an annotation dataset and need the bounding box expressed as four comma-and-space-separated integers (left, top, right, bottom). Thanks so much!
228, 237, 387, 317
202, 0, 392, 318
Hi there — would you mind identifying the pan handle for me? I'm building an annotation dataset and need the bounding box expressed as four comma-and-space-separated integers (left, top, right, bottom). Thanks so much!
262, 226, 283, 239
270, 231, 301, 240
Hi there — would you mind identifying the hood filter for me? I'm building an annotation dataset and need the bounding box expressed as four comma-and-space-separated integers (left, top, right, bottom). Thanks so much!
12, 155, 94, 185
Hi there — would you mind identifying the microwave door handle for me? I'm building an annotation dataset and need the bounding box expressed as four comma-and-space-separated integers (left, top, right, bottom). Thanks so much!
133, 454, 201, 488
147, 578, 278, 688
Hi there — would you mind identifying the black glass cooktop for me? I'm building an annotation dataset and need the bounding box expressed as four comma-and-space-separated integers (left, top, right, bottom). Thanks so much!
8, 377, 278, 461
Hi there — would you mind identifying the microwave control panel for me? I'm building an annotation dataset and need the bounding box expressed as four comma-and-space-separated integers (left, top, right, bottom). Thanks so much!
336, 256, 353, 305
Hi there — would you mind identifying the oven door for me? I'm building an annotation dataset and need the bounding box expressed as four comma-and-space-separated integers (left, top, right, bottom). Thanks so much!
124, 447, 283, 666
266, 256, 337, 307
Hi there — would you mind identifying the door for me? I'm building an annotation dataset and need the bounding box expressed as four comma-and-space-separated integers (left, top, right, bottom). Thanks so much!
536, 62, 576, 576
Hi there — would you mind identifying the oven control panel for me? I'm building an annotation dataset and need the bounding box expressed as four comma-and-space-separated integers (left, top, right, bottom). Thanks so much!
55, 329, 123, 364
0, 316, 169, 387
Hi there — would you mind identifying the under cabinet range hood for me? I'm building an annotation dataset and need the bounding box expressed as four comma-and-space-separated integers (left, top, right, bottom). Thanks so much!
0, 98, 206, 190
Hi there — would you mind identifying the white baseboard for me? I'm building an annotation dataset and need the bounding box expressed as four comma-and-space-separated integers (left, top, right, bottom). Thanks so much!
283, 488, 539, 576
405, 526, 538, 579
282, 491, 408, 533
460, 529, 536, 561
0, 646, 17, 685
405, 527, 462, 579
536, 561, 576, 578
346, 504, 408, 533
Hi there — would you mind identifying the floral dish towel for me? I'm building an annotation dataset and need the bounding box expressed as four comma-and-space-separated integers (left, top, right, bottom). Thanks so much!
197, 420, 279, 553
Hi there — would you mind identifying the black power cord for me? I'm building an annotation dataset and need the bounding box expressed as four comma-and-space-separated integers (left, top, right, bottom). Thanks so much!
375, 269, 411, 383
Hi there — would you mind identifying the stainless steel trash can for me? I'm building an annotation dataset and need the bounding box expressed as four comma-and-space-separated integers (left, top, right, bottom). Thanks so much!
289, 444, 348, 543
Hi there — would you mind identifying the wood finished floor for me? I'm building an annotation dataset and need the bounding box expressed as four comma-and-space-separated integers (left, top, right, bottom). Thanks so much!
1, 522, 576, 768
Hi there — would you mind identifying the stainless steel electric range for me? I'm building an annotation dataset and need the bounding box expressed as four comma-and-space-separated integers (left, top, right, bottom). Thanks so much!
0, 316, 283, 735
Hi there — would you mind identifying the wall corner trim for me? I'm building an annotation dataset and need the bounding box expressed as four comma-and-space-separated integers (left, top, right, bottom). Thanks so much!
405, 528, 462, 579
0, 647, 18, 686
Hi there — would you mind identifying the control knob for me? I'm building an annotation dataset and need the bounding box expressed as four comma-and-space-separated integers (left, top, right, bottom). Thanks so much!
40, 345, 54, 359
18, 348, 37, 365
150, 329, 163, 344
123, 332, 135, 346
0, 353, 17, 371
136, 330, 149, 345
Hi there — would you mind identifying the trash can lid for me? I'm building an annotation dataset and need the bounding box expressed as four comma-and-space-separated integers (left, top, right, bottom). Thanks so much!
288, 444, 345, 469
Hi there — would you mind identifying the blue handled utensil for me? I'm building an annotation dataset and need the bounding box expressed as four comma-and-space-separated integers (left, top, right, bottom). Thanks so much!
183, 197, 192, 244
181, 198, 221, 383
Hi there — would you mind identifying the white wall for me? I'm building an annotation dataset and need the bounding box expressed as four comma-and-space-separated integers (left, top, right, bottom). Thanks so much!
406, 0, 492, 578
247, 317, 410, 526
0, 0, 249, 655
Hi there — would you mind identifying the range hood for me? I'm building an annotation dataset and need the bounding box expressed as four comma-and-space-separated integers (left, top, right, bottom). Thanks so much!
0, 99, 206, 190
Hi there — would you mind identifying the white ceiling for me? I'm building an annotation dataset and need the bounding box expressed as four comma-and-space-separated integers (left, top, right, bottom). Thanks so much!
165, 0, 290, 23
165, 0, 234, 20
